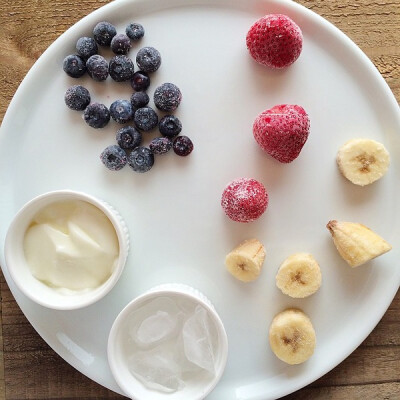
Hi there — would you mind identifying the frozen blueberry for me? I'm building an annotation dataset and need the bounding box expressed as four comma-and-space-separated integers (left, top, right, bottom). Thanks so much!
76, 37, 98, 60
133, 106, 158, 131
63, 54, 86, 78
154, 83, 182, 112
128, 147, 154, 173
116, 126, 142, 150
159, 115, 182, 138
130, 71, 150, 91
86, 55, 108, 81
136, 47, 161, 73
93, 21, 117, 46
64, 85, 90, 111
100, 145, 127, 171
109, 55, 135, 82
83, 103, 110, 129
131, 91, 149, 108
126, 23, 145, 40
110, 99, 134, 124
111, 33, 131, 55
173, 135, 193, 156
149, 137, 173, 155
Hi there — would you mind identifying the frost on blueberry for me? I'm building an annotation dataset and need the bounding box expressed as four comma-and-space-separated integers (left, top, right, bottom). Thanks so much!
149, 137, 173, 155
154, 83, 182, 112
93, 21, 117, 46
109, 55, 135, 82
111, 33, 131, 55
173, 135, 193, 156
64, 85, 90, 111
131, 91, 149, 109
116, 126, 142, 150
133, 106, 158, 131
83, 103, 110, 129
126, 23, 145, 41
100, 145, 127, 171
136, 46, 161, 73
128, 147, 154, 173
76, 37, 98, 60
63, 54, 86, 78
159, 115, 182, 138
86, 55, 109, 81
110, 99, 134, 124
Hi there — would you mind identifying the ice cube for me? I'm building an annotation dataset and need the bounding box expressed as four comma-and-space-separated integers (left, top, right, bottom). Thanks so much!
182, 305, 216, 375
128, 345, 184, 393
137, 310, 176, 345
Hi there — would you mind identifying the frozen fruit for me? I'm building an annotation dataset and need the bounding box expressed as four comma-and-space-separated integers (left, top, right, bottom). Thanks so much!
136, 46, 161, 73
93, 21, 117, 46
128, 147, 154, 173
63, 54, 86, 78
159, 115, 182, 138
131, 91, 149, 108
109, 55, 135, 82
110, 99, 134, 124
100, 145, 127, 171
173, 136, 193, 156
116, 126, 142, 149
83, 102, 110, 129
76, 36, 98, 60
154, 83, 182, 112
246, 14, 303, 69
134, 106, 158, 131
149, 137, 173, 155
111, 33, 131, 55
126, 23, 145, 40
130, 71, 150, 91
221, 178, 268, 223
64, 85, 90, 111
253, 104, 310, 163
86, 54, 109, 81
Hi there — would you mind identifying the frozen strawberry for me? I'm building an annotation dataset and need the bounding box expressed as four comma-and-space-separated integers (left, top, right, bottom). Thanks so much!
221, 178, 268, 223
246, 14, 303, 69
253, 104, 310, 163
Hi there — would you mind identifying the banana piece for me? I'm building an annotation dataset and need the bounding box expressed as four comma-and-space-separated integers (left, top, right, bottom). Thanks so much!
269, 308, 316, 365
327, 220, 392, 267
276, 253, 321, 298
225, 238, 266, 282
336, 138, 390, 186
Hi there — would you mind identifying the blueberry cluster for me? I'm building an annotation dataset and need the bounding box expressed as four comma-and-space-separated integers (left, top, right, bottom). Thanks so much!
63, 21, 193, 173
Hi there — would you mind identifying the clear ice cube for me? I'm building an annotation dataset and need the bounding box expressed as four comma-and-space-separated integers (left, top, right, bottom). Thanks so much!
137, 310, 176, 345
182, 305, 216, 375
128, 345, 185, 393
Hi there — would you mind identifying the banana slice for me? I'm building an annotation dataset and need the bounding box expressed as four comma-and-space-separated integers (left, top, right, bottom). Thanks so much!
327, 220, 392, 267
276, 253, 321, 298
336, 138, 390, 186
225, 238, 266, 282
269, 308, 316, 365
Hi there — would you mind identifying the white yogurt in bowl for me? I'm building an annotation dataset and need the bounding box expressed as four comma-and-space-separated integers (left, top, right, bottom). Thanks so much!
5, 190, 129, 309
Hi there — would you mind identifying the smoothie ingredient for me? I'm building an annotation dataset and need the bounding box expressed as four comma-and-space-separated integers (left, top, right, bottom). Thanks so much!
128, 147, 154, 173
76, 36, 98, 60
100, 145, 128, 171
109, 55, 135, 82
154, 83, 182, 112
116, 126, 142, 150
111, 33, 131, 55
110, 99, 134, 124
130, 71, 150, 91
93, 21, 117, 46
159, 115, 182, 138
126, 22, 145, 41
83, 102, 110, 128
136, 46, 162, 73
86, 54, 109, 81
134, 106, 159, 131
173, 136, 193, 156
149, 137, 173, 155
130, 91, 150, 108
63, 54, 86, 78
64, 85, 90, 111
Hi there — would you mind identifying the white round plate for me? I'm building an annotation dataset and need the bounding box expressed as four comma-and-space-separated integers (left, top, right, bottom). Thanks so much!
0, 0, 399, 399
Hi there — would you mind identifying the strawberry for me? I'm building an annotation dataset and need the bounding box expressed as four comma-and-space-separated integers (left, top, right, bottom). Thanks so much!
253, 104, 310, 163
246, 14, 303, 69
221, 178, 269, 223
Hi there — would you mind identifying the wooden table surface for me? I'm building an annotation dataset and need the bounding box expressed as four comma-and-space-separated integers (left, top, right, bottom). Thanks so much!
0, 0, 399, 399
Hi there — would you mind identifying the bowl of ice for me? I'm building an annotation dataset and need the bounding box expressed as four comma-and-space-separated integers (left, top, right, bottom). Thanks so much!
107, 283, 228, 400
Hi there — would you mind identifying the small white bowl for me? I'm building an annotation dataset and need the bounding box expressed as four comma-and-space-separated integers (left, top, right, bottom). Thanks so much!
108, 283, 228, 400
4, 190, 129, 310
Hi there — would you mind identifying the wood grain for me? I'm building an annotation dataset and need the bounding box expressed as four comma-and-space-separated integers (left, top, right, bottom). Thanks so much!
0, 0, 399, 399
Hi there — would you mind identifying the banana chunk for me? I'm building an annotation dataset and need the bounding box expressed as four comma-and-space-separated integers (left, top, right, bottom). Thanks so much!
269, 308, 316, 365
276, 253, 321, 298
327, 220, 392, 267
225, 238, 266, 282
336, 138, 390, 186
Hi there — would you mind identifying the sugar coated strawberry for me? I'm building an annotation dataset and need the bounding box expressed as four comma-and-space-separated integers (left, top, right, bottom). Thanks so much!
221, 178, 268, 223
253, 104, 310, 163
246, 14, 303, 69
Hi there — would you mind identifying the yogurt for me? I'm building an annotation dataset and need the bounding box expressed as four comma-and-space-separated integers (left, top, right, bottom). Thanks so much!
23, 199, 119, 292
